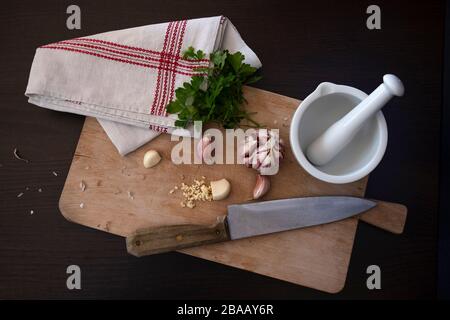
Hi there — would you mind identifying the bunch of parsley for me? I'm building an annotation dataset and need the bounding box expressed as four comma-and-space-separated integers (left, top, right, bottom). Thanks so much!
166, 47, 262, 128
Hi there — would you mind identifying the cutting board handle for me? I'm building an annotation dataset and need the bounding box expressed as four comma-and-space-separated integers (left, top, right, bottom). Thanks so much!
126, 216, 230, 257
359, 200, 407, 234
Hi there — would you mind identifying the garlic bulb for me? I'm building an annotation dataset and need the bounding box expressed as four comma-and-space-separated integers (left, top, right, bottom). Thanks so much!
240, 129, 285, 175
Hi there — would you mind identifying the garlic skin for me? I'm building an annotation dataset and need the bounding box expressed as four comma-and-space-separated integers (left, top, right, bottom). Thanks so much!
253, 174, 270, 199
143, 150, 161, 168
240, 129, 285, 175
210, 178, 231, 201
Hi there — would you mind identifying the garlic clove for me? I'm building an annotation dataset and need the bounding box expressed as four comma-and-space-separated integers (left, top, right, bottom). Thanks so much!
210, 178, 231, 201
143, 150, 161, 168
257, 149, 270, 164
248, 152, 262, 170
197, 135, 213, 162
244, 138, 257, 157
260, 153, 274, 168
274, 148, 284, 160
196, 135, 208, 157
253, 174, 270, 199
202, 141, 216, 165
243, 157, 251, 167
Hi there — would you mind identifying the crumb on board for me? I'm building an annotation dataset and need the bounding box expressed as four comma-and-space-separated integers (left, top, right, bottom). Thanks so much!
52, 171, 58, 176
30, 210, 34, 215
80, 180, 86, 192
186, 201, 195, 209
127, 191, 134, 200
17, 192, 24, 198
13, 148, 29, 163
80, 203, 84, 208
38, 188, 42, 193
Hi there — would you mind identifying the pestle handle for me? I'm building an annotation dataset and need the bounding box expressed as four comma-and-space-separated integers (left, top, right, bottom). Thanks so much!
306, 74, 404, 167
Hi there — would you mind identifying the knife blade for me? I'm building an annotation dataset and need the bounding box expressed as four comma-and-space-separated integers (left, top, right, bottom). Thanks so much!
227, 196, 375, 240
126, 196, 376, 257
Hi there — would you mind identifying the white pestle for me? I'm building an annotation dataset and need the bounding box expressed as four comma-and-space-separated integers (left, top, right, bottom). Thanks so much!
306, 74, 404, 167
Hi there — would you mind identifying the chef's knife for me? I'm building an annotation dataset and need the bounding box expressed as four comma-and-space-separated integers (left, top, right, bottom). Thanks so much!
126, 196, 377, 257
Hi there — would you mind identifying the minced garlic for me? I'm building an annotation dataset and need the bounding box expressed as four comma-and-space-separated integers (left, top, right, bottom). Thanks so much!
175, 178, 213, 208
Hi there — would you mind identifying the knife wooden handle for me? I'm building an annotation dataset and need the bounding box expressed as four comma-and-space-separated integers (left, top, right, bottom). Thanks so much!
359, 200, 407, 234
126, 216, 229, 257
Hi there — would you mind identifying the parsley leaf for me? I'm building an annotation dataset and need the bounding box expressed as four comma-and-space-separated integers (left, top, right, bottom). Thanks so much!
166, 48, 262, 129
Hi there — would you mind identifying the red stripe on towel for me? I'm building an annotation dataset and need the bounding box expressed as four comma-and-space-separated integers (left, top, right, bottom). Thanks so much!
157, 20, 181, 117
68, 37, 209, 63
39, 45, 204, 77
55, 40, 207, 71
150, 21, 174, 116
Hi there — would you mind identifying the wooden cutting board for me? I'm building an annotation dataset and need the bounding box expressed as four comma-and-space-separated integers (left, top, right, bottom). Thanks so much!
59, 87, 405, 293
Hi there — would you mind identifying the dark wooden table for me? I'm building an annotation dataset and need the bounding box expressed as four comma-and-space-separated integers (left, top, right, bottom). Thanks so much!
0, 0, 444, 299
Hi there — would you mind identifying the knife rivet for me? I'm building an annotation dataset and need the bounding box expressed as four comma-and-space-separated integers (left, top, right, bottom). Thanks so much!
135, 240, 141, 246
175, 234, 183, 241
215, 229, 220, 235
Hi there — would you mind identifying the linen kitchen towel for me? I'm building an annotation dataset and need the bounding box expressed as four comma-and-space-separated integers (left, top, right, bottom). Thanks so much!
25, 16, 261, 155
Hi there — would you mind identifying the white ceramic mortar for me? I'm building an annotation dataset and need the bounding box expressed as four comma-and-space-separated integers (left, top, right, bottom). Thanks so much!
290, 82, 388, 184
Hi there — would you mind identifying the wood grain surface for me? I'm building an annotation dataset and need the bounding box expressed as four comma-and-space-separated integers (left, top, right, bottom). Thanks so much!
60, 87, 373, 293
59, 87, 407, 293
0, 0, 443, 299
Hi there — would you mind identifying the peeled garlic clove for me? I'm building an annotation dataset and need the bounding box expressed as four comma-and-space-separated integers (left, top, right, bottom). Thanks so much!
143, 150, 161, 168
253, 174, 270, 199
210, 178, 231, 201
